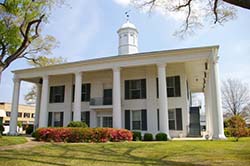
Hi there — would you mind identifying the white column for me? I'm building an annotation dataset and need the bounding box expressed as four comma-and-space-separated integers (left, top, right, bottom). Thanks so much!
34, 83, 42, 130
73, 72, 82, 121
113, 67, 122, 128
39, 75, 49, 128
157, 63, 170, 138
207, 74, 214, 138
9, 76, 21, 135
210, 56, 226, 139
204, 88, 209, 134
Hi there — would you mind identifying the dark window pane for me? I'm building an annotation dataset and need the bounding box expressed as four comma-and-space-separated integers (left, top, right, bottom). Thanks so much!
50, 86, 65, 103
132, 121, 141, 130
167, 88, 174, 97
103, 117, 112, 128
167, 77, 174, 87
131, 90, 141, 99
169, 120, 175, 130
81, 83, 91, 101
81, 111, 90, 126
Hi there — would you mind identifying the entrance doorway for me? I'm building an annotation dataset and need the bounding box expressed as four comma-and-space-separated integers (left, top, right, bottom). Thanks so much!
189, 107, 201, 137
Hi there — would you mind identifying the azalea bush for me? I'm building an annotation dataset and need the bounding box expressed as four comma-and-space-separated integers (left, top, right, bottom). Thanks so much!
33, 127, 133, 143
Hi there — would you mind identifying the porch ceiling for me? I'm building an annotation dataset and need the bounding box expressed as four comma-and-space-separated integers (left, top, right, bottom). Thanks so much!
185, 59, 207, 93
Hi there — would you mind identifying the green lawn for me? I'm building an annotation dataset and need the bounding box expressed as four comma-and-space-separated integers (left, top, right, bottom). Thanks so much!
0, 138, 250, 166
0, 136, 27, 146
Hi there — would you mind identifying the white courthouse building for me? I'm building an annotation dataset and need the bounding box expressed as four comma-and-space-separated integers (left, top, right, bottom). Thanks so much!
9, 20, 226, 139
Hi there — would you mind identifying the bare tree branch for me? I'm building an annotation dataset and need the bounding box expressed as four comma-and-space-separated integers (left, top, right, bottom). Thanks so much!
214, 0, 219, 23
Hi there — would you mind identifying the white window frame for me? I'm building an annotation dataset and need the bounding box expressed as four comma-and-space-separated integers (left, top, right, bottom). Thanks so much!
131, 110, 142, 130
168, 109, 176, 130
129, 80, 142, 99
96, 115, 112, 128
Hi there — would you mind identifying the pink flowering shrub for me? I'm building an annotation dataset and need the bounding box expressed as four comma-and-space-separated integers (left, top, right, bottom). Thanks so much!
34, 127, 132, 143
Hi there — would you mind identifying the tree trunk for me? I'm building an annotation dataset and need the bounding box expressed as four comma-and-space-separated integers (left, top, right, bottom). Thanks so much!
223, 0, 250, 9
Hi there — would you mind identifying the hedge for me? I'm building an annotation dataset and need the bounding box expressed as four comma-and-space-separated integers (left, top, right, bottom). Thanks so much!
155, 132, 168, 141
67, 121, 88, 128
132, 131, 142, 141
143, 133, 153, 141
34, 127, 133, 143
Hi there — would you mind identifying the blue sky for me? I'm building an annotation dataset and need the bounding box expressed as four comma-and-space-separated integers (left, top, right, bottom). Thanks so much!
0, 0, 250, 104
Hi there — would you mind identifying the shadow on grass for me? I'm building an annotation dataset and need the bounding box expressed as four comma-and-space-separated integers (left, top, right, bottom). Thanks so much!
0, 142, 205, 166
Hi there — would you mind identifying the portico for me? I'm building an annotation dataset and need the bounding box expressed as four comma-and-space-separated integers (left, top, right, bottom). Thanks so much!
8, 45, 226, 139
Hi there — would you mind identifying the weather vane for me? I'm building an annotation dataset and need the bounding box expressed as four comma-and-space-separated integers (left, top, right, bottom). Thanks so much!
125, 10, 131, 21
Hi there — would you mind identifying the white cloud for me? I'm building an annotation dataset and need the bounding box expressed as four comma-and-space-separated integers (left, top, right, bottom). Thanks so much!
113, 0, 131, 7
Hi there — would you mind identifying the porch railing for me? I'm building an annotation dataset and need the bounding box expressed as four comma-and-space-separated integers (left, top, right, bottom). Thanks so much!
90, 97, 112, 106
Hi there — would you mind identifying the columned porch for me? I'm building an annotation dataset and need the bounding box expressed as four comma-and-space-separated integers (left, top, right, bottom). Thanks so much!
9, 46, 225, 139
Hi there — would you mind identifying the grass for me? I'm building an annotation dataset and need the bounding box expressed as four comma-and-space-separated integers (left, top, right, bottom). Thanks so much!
0, 137, 250, 166
0, 136, 27, 146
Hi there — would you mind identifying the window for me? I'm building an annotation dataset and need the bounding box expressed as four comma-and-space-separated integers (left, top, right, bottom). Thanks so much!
81, 111, 90, 127
4, 120, 10, 125
132, 110, 141, 130
157, 108, 182, 130
125, 79, 146, 99
97, 116, 112, 128
103, 89, 112, 105
48, 112, 64, 127
103, 117, 112, 128
167, 76, 181, 97
6, 112, 11, 117
156, 76, 181, 98
81, 84, 91, 101
50, 86, 65, 103
72, 83, 91, 102
18, 112, 22, 118
168, 108, 183, 130
24, 113, 30, 118
125, 109, 147, 131
168, 109, 176, 130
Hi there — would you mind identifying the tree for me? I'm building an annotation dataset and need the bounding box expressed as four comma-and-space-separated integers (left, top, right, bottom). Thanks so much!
24, 56, 66, 104
0, 0, 63, 86
222, 78, 250, 117
226, 115, 247, 141
131, 0, 249, 37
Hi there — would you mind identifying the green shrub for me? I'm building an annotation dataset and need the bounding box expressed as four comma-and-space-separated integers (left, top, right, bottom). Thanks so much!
132, 131, 142, 141
224, 128, 231, 137
155, 132, 168, 141
26, 125, 34, 134
31, 131, 37, 138
143, 133, 153, 141
67, 121, 88, 128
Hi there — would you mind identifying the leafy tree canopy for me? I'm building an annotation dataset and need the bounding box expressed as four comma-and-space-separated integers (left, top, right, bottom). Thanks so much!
0, 0, 64, 79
